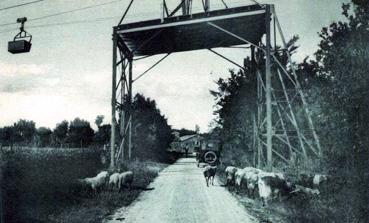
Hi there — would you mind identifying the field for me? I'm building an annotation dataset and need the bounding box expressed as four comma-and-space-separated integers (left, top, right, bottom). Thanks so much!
0, 147, 167, 223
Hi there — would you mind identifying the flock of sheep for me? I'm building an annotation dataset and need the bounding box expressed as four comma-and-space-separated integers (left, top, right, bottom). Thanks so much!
77, 162, 327, 207
78, 170, 134, 195
203, 164, 328, 206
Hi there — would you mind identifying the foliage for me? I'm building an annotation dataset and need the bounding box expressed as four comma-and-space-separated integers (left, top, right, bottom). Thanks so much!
95, 115, 104, 128
12, 119, 36, 146
210, 36, 300, 167
35, 127, 52, 147
211, 1, 368, 222
94, 124, 111, 145
128, 93, 173, 162
53, 120, 69, 147
294, 2, 369, 221
172, 128, 197, 136
67, 118, 95, 147
0, 126, 15, 146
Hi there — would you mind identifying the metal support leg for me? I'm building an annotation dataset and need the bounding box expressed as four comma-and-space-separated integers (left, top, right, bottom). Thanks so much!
110, 29, 118, 170
257, 71, 262, 168
256, 47, 263, 168
265, 5, 272, 171
128, 57, 133, 160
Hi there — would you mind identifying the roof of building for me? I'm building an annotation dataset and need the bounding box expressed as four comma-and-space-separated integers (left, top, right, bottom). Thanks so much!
179, 134, 199, 142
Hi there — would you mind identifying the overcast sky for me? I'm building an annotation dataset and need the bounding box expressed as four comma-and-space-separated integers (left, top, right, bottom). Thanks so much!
0, 0, 348, 131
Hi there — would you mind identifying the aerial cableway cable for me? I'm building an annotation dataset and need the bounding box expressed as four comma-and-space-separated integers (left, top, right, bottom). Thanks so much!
0, 0, 122, 27
0, 0, 44, 11
0, 16, 120, 34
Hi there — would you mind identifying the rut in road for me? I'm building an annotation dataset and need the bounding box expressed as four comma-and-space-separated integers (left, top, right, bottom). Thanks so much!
105, 158, 258, 223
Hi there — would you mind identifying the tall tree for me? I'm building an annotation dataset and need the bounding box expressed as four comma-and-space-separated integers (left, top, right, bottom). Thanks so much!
95, 115, 104, 128
294, 2, 369, 221
126, 93, 173, 161
12, 119, 36, 146
94, 124, 111, 145
35, 127, 52, 147
0, 126, 15, 147
53, 120, 69, 147
67, 118, 95, 147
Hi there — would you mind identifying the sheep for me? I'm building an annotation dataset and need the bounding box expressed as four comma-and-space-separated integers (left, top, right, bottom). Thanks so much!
235, 169, 247, 190
225, 166, 238, 186
234, 167, 261, 192
203, 165, 217, 187
243, 170, 260, 198
258, 174, 293, 206
297, 173, 328, 188
108, 172, 120, 190
258, 171, 285, 180
243, 167, 261, 173
79, 171, 109, 195
313, 174, 328, 187
290, 185, 320, 196
118, 171, 134, 192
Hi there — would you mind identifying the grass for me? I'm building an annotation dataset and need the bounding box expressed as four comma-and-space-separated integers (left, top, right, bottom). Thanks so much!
1, 147, 167, 223
217, 163, 369, 223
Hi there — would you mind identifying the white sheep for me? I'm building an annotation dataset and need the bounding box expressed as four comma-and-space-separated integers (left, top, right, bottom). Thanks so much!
290, 185, 320, 196
258, 174, 293, 206
235, 169, 246, 190
79, 171, 109, 195
244, 170, 259, 198
259, 170, 284, 178
118, 171, 134, 192
225, 166, 238, 186
109, 172, 120, 190
235, 167, 261, 191
313, 174, 328, 187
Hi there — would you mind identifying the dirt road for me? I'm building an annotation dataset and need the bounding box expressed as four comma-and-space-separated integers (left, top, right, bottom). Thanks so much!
105, 158, 258, 223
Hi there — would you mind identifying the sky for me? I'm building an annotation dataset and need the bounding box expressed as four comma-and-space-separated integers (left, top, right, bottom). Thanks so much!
0, 0, 348, 132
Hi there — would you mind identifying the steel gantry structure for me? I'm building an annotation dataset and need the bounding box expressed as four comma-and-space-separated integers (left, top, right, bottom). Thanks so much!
110, 0, 321, 171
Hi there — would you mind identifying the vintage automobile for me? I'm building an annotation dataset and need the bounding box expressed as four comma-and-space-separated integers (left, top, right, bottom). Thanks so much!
195, 138, 221, 167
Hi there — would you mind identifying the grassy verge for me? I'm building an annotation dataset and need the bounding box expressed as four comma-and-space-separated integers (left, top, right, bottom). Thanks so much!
216, 167, 289, 223
1, 148, 167, 223
217, 165, 368, 223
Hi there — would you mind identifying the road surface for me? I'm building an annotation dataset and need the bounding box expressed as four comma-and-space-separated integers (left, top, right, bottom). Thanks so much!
105, 158, 258, 223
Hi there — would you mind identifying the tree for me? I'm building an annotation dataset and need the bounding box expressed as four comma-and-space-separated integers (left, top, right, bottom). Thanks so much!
195, 125, 200, 134
122, 93, 173, 162
173, 128, 196, 136
95, 115, 104, 128
66, 118, 95, 147
35, 127, 52, 147
294, 2, 369, 221
301, 1, 369, 164
53, 121, 69, 147
0, 126, 15, 147
12, 119, 36, 145
94, 124, 111, 145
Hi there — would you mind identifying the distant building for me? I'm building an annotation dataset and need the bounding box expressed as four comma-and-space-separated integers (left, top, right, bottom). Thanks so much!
169, 134, 203, 154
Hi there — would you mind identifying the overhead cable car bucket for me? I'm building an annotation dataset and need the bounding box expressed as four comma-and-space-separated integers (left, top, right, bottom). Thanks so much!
8, 40, 32, 54
8, 17, 32, 54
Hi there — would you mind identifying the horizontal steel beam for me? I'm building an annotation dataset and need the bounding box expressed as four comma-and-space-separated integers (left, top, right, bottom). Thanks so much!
118, 9, 265, 34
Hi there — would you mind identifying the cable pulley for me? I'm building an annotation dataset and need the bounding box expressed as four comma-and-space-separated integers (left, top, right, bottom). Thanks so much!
8, 17, 32, 54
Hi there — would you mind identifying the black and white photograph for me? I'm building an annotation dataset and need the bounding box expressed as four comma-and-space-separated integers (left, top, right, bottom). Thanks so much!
0, 0, 368, 222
